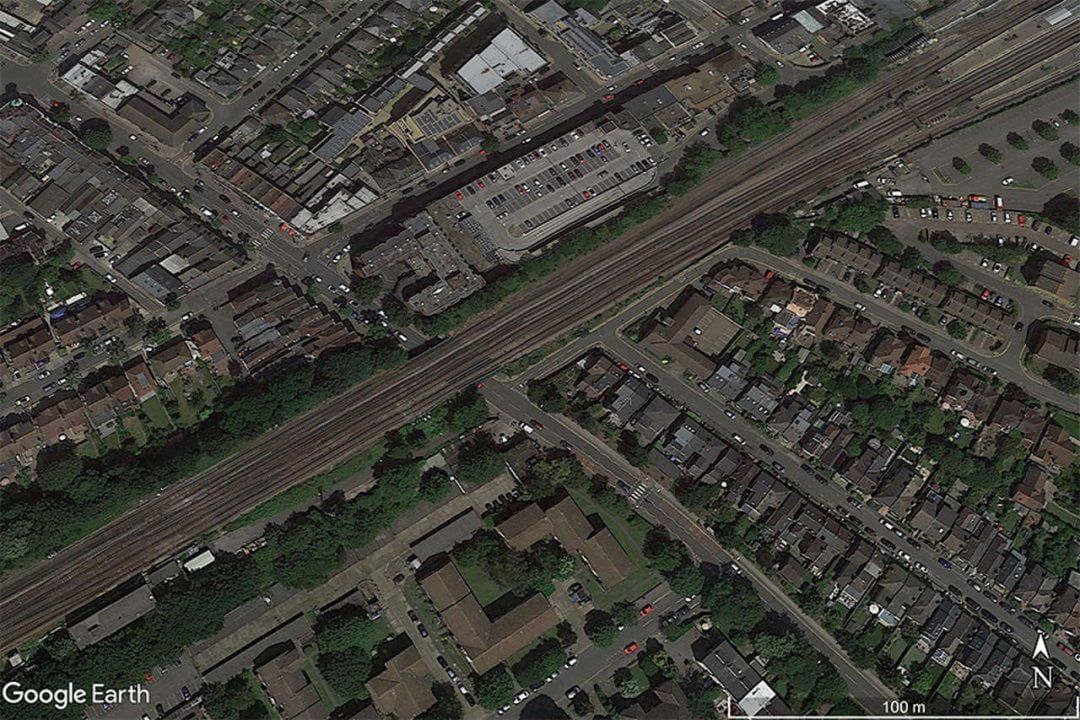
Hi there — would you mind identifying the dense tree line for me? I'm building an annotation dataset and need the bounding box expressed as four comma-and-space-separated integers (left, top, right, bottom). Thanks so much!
0, 341, 408, 574
3, 389, 495, 716
417, 193, 670, 336
715, 21, 917, 151
730, 213, 804, 257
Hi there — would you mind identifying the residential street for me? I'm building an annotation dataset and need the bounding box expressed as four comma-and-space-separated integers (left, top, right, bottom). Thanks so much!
481, 383, 896, 713
473, 230, 1080, 677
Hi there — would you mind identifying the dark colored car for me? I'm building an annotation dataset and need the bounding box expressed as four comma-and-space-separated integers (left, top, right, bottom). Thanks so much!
938, 557, 953, 569
758, 443, 774, 457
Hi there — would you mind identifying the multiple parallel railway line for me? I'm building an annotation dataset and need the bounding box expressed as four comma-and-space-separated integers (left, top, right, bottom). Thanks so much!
1, 0, 1074, 649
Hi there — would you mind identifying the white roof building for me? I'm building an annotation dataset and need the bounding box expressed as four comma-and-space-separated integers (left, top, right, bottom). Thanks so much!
457, 29, 547, 95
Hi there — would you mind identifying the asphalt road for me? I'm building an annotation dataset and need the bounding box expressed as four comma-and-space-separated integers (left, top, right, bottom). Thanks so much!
0, 2, 1065, 650
479, 382, 896, 710
515, 237, 1075, 412
598, 331, 1077, 670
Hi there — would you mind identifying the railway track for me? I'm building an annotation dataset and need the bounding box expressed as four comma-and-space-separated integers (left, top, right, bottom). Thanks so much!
1, 2, 1074, 649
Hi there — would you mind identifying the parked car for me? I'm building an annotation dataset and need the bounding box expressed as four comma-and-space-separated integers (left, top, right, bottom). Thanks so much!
623, 642, 640, 654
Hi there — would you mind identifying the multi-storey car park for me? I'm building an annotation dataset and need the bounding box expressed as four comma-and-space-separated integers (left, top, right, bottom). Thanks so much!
447, 118, 661, 256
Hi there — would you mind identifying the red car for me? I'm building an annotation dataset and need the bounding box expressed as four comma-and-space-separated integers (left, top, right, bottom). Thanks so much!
454, 191, 464, 200
1058, 642, 1076, 657
1018, 214, 1026, 227
623, 642, 639, 655
980, 289, 991, 301
639, 604, 654, 617
1062, 255, 1073, 267
601, 94, 615, 102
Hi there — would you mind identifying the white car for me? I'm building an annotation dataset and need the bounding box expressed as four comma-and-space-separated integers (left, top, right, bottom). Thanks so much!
564, 655, 578, 667
105, 273, 117, 283
699, 128, 710, 137
513, 690, 529, 704
732, 433, 746, 445
16, 395, 31, 406
1001, 176, 1015, 185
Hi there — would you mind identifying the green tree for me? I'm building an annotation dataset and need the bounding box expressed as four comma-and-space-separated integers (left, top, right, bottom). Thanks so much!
263, 509, 344, 588
414, 463, 450, 500
754, 632, 801, 660
584, 611, 619, 647
702, 575, 765, 642
951, 156, 971, 175
1042, 194, 1080, 234
1006, 132, 1029, 150
352, 276, 383, 304
88, 0, 120, 21
454, 438, 503, 487
202, 676, 268, 720
525, 456, 589, 498
511, 639, 567, 688
318, 650, 373, 700
1043, 365, 1080, 395
978, 143, 1003, 164
1033, 156, 1060, 180
617, 430, 650, 467
327, 221, 344, 233
82, 126, 113, 150
526, 380, 567, 413
946, 319, 969, 340
1063, 109, 1079, 126
611, 600, 639, 629
825, 195, 887, 234
474, 665, 515, 710
480, 135, 501, 154
754, 64, 779, 86
1033, 120, 1059, 141
315, 605, 383, 652
1061, 142, 1080, 167
932, 260, 965, 286
866, 226, 903, 257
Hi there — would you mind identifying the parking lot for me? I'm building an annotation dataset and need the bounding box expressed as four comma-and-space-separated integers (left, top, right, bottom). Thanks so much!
905, 82, 1078, 207
449, 122, 661, 251
890, 201, 1077, 258
87, 652, 202, 720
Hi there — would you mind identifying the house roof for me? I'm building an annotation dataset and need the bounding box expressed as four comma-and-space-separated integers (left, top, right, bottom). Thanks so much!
641, 288, 738, 379
419, 558, 559, 674
366, 645, 435, 719
68, 584, 156, 649
256, 647, 328, 720
496, 493, 631, 588
1032, 324, 1079, 368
